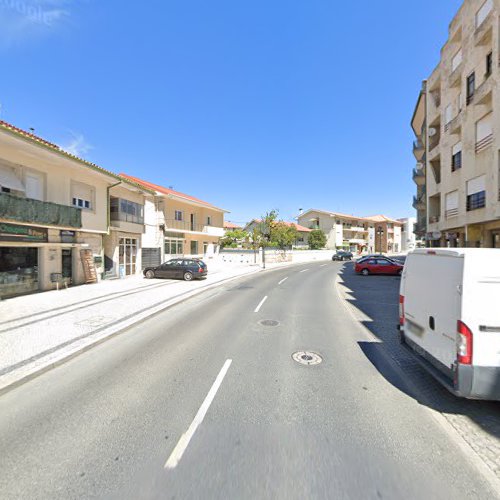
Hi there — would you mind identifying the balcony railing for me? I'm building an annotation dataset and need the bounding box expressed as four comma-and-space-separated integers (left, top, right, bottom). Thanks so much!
164, 219, 223, 236
474, 76, 492, 105
448, 113, 462, 135
412, 168, 425, 185
475, 134, 493, 153
448, 63, 462, 88
475, 11, 493, 45
413, 140, 424, 159
0, 192, 82, 228
412, 195, 425, 210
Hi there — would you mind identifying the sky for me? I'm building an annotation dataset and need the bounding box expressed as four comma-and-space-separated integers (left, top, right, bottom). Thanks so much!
0, 0, 464, 225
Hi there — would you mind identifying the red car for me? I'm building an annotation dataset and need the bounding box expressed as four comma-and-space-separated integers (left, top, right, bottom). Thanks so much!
355, 257, 403, 276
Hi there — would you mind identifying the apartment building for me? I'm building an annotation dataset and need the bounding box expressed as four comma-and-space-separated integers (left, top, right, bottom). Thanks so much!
398, 217, 418, 252
0, 121, 153, 298
297, 209, 403, 253
412, 0, 500, 248
120, 175, 226, 264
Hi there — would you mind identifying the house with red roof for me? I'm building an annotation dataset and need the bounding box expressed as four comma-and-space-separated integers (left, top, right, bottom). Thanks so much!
223, 221, 243, 232
298, 209, 403, 253
120, 174, 228, 261
0, 120, 154, 297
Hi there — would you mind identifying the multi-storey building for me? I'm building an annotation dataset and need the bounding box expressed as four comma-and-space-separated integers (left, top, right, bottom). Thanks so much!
397, 217, 418, 252
120, 175, 226, 264
412, 0, 500, 248
0, 121, 153, 298
297, 209, 403, 253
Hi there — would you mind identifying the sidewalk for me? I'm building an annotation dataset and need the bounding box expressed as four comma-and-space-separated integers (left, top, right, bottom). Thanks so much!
0, 262, 266, 394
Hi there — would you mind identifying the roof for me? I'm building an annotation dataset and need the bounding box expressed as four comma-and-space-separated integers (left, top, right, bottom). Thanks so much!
299, 208, 367, 221
364, 215, 403, 225
0, 120, 155, 194
224, 221, 242, 230
120, 173, 227, 212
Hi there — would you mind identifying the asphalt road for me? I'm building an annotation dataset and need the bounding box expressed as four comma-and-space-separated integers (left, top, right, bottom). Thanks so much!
0, 262, 498, 499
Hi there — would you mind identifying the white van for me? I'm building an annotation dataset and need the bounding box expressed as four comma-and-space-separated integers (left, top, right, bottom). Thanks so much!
399, 248, 500, 400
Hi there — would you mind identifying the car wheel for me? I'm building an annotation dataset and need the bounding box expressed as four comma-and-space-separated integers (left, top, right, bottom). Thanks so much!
145, 270, 155, 279
361, 268, 370, 276
183, 271, 194, 281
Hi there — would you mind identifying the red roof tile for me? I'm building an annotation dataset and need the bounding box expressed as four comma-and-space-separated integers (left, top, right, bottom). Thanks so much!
224, 221, 242, 229
120, 173, 225, 211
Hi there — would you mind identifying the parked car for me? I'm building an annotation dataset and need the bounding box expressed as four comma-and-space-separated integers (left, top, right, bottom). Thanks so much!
332, 251, 353, 261
143, 258, 207, 281
355, 257, 403, 276
355, 254, 403, 265
399, 248, 500, 400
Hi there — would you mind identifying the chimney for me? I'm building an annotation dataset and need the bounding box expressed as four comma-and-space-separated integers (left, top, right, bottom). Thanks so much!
299, 208, 303, 216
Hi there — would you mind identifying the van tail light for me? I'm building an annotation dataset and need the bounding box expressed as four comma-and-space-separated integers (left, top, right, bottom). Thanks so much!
457, 321, 473, 365
399, 295, 405, 326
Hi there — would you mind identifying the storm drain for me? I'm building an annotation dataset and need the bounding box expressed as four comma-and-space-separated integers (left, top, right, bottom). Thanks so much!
292, 351, 323, 366
259, 319, 280, 327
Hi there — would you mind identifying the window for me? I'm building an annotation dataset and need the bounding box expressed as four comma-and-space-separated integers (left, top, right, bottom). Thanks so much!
71, 181, 94, 211
466, 175, 486, 211
451, 142, 462, 171
377, 259, 391, 266
110, 197, 144, 224
444, 104, 452, 125
72, 197, 91, 209
486, 52, 492, 77
451, 49, 462, 72
466, 72, 475, 105
476, 0, 493, 28
475, 113, 493, 152
164, 237, 184, 255
206, 216, 211, 226
445, 190, 459, 218
175, 210, 183, 221
1, 187, 10, 193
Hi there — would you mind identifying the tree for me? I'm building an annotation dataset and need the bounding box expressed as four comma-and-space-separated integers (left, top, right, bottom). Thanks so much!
308, 229, 327, 249
220, 229, 249, 248
271, 222, 298, 250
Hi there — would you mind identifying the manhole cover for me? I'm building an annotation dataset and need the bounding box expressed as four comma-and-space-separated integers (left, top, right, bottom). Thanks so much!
292, 351, 323, 366
259, 319, 280, 327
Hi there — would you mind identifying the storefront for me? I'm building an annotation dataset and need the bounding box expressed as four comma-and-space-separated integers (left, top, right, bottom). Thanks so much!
0, 223, 46, 298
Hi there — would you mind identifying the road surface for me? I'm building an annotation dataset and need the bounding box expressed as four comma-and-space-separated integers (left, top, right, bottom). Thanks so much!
0, 262, 497, 499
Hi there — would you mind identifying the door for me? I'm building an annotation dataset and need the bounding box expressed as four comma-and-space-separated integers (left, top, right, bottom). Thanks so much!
62, 249, 72, 281
190, 214, 196, 231
375, 259, 393, 274
190, 240, 198, 255
493, 232, 500, 248
119, 238, 138, 276
157, 260, 175, 278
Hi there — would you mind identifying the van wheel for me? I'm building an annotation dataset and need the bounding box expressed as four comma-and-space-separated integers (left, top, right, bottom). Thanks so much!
145, 270, 155, 279
361, 268, 369, 276
183, 271, 193, 281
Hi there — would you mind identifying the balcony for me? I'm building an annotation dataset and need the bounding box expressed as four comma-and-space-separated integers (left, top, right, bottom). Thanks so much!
447, 113, 462, 135
474, 76, 492, 105
413, 194, 425, 211
413, 140, 425, 160
412, 168, 425, 185
429, 215, 440, 224
448, 63, 462, 88
0, 192, 82, 228
164, 219, 224, 237
475, 11, 493, 46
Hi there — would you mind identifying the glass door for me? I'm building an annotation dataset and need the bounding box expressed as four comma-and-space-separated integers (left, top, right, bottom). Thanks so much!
119, 238, 138, 275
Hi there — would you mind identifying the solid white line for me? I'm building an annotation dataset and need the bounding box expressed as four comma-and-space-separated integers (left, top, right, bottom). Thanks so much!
165, 359, 232, 470
278, 277, 288, 285
254, 296, 268, 313
300, 269, 309, 273
320, 264, 328, 267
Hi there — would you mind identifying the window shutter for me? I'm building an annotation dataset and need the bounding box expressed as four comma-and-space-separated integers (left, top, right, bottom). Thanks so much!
467, 175, 486, 195
445, 191, 459, 210
476, 113, 493, 142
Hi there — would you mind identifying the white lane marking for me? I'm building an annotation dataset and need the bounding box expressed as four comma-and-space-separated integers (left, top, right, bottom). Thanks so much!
254, 296, 268, 313
165, 359, 232, 470
300, 269, 309, 273
320, 264, 328, 267
278, 277, 288, 285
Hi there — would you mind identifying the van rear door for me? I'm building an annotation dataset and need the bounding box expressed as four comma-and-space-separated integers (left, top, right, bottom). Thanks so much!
403, 252, 463, 373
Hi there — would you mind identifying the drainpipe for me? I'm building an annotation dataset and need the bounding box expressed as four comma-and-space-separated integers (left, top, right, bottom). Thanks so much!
106, 181, 122, 234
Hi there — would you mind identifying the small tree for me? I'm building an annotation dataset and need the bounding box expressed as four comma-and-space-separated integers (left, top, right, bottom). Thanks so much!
308, 229, 327, 250
271, 222, 298, 251
220, 229, 249, 248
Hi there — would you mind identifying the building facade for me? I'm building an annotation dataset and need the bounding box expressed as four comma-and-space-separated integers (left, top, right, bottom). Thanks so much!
398, 217, 418, 252
121, 175, 226, 265
412, 0, 500, 248
0, 121, 153, 298
297, 209, 403, 253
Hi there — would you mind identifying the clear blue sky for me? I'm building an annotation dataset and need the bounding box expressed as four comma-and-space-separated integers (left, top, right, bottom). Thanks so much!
0, 0, 463, 224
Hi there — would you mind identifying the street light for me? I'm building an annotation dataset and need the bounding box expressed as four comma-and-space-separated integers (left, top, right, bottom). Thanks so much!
377, 227, 384, 253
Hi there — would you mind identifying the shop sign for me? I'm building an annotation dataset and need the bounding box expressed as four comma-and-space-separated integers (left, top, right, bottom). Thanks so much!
60, 230, 76, 243
0, 222, 48, 243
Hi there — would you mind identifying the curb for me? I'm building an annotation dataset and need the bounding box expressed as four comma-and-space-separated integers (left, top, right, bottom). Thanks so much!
0, 259, 330, 396
334, 272, 500, 494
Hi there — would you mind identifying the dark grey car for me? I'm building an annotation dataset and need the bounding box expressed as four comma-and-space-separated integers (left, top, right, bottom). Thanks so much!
143, 258, 208, 281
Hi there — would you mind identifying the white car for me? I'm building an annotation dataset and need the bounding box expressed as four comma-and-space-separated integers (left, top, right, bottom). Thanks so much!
399, 248, 500, 400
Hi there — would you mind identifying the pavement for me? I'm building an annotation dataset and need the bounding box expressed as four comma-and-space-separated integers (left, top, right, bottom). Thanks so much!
1, 261, 499, 499
0, 261, 292, 394
336, 261, 500, 482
